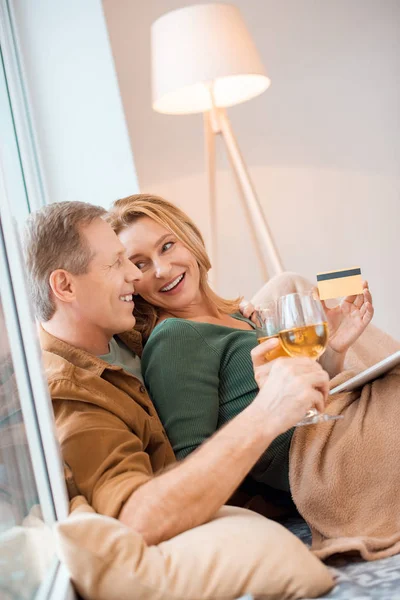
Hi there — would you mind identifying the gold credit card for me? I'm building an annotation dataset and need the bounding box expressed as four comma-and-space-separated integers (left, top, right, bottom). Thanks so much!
317, 267, 363, 300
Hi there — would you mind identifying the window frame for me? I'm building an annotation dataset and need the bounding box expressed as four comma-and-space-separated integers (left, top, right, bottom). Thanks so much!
0, 174, 74, 600
0, 175, 69, 523
0, 0, 76, 596
0, 0, 48, 214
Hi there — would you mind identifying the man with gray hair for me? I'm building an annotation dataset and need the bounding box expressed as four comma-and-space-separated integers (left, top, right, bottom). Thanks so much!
24, 201, 328, 545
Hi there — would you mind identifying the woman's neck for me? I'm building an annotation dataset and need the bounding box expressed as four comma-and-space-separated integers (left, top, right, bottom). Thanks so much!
159, 295, 221, 323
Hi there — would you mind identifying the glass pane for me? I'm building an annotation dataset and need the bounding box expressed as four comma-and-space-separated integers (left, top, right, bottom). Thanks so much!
0, 291, 55, 598
0, 44, 30, 225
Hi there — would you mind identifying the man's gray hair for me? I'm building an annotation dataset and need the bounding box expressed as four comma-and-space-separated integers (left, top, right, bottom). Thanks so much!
23, 201, 106, 321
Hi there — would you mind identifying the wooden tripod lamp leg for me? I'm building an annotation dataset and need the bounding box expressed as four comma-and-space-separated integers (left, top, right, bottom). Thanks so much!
218, 108, 284, 279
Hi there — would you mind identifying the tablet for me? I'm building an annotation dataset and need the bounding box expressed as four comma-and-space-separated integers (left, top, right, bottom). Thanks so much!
329, 351, 400, 395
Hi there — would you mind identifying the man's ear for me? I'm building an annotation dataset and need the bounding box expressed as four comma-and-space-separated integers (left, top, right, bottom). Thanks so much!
49, 269, 76, 304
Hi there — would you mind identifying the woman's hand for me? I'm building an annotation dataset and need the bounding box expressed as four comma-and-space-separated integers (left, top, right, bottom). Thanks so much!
239, 299, 258, 324
242, 281, 374, 378
322, 281, 374, 354
250, 337, 279, 387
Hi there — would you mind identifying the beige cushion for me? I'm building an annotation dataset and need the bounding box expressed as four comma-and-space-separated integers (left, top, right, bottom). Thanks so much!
54, 496, 334, 600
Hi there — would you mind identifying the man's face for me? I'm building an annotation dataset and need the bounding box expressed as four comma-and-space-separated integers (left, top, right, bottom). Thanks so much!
70, 218, 142, 339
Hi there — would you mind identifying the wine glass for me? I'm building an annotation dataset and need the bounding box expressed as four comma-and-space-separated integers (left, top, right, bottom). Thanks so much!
253, 301, 290, 362
278, 292, 343, 426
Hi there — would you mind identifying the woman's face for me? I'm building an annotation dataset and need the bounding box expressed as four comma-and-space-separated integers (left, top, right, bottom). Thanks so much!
118, 216, 202, 313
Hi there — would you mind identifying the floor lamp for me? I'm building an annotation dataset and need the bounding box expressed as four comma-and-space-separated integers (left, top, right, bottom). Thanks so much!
151, 3, 284, 286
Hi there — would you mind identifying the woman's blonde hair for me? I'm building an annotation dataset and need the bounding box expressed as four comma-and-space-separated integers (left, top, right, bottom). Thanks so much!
107, 194, 241, 341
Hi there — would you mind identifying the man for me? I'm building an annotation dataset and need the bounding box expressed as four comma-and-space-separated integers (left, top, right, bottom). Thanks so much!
24, 201, 328, 546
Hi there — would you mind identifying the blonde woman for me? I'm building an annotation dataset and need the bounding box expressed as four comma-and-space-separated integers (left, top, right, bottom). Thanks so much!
106, 194, 374, 494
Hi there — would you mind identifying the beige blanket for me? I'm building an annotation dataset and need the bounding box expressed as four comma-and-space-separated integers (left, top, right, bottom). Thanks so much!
290, 325, 400, 561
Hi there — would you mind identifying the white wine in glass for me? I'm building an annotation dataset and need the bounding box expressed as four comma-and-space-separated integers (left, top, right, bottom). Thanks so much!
254, 301, 290, 362
278, 292, 342, 426
279, 322, 328, 359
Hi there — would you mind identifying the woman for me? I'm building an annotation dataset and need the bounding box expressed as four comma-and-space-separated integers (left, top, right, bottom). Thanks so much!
106, 194, 374, 495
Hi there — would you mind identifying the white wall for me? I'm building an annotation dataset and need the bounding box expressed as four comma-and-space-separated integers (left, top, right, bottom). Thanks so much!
103, 0, 400, 339
12, 0, 139, 208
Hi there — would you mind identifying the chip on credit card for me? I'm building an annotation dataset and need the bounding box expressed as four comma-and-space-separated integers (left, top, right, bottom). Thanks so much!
317, 267, 363, 300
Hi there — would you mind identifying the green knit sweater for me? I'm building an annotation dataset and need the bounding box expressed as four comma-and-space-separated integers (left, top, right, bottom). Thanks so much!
141, 314, 294, 491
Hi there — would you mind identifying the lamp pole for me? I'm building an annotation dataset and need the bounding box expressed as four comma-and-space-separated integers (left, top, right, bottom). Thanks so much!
204, 86, 284, 289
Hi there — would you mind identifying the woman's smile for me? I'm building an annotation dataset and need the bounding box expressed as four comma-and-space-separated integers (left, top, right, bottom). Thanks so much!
159, 272, 186, 294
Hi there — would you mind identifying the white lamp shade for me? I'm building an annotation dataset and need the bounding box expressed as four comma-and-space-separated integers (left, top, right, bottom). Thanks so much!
151, 3, 270, 114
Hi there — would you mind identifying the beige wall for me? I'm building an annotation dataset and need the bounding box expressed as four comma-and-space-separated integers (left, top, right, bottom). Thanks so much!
103, 0, 400, 339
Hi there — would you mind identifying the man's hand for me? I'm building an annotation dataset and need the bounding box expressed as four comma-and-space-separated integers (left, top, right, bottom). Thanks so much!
251, 339, 329, 433
323, 281, 374, 354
